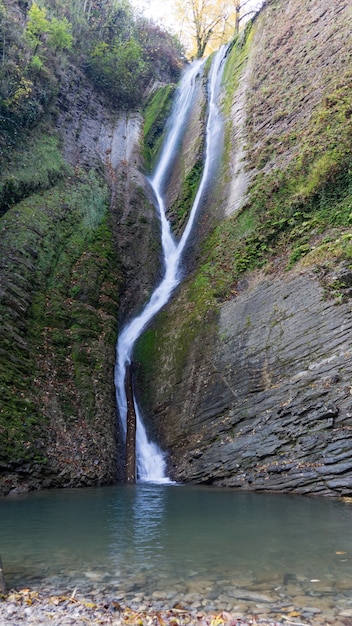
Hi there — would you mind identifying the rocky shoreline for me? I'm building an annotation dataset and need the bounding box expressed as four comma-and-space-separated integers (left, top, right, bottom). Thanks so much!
1, 582, 352, 626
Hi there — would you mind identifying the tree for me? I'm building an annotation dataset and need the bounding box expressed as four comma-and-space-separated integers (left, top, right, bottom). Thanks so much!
234, 0, 262, 34
26, 3, 73, 53
176, 0, 230, 58
26, 2, 50, 50
48, 17, 73, 51
175, 0, 263, 57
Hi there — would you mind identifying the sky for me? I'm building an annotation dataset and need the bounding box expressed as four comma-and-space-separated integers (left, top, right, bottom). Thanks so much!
131, 0, 176, 31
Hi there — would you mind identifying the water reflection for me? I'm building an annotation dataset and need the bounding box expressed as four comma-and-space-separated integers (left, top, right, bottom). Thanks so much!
107, 484, 166, 576
131, 484, 165, 553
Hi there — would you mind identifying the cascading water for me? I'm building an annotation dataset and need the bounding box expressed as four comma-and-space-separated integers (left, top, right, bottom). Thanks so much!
115, 45, 228, 482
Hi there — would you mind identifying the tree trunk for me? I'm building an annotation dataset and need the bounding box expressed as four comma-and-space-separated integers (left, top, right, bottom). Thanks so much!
235, 7, 240, 34
125, 363, 136, 484
0, 556, 6, 594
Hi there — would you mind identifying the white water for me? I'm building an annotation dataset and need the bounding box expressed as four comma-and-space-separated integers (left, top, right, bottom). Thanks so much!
115, 46, 228, 482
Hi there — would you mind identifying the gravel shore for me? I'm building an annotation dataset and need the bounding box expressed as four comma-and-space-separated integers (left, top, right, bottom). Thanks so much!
1, 588, 349, 626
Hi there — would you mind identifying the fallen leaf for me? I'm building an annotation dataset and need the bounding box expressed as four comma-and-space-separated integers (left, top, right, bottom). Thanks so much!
211, 617, 225, 626
82, 601, 97, 609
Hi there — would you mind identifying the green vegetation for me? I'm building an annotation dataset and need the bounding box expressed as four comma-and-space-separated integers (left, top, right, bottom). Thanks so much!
0, 131, 68, 215
84, 3, 183, 108
170, 158, 204, 227
0, 169, 121, 469
190, 40, 352, 304
0, 0, 184, 161
26, 2, 73, 51
143, 84, 177, 169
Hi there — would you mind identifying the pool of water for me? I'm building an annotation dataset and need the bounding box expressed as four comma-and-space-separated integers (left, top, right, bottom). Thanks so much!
1, 484, 352, 612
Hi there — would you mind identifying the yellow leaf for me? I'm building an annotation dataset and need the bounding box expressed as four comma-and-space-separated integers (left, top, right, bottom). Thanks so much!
83, 602, 97, 609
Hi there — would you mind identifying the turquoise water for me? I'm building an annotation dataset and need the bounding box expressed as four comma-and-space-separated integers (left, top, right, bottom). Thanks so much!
1, 484, 352, 607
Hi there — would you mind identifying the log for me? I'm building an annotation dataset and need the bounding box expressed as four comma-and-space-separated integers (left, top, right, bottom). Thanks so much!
0, 556, 6, 594
125, 363, 136, 484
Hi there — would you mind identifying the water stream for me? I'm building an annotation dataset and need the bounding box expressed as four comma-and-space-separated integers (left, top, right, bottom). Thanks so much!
115, 47, 227, 481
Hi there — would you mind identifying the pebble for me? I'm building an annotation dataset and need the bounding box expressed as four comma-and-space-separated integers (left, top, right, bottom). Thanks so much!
339, 609, 352, 617
301, 607, 322, 614
2, 566, 352, 626
230, 589, 274, 602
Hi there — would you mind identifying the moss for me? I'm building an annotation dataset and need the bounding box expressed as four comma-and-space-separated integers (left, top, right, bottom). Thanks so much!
0, 130, 68, 216
185, 68, 352, 304
142, 83, 177, 171
0, 169, 121, 467
134, 269, 218, 408
169, 157, 204, 232
222, 26, 254, 118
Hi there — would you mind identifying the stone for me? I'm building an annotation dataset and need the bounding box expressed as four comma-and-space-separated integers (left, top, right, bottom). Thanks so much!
339, 609, 352, 617
301, 606, 322, 614
229, 589, 274, 603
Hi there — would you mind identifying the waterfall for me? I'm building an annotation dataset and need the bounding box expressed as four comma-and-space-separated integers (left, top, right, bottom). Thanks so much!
115, 45, 228, 482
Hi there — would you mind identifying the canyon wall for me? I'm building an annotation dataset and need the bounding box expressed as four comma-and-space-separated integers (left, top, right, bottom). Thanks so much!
0, 65, 163, 494
135, 0, 352, 496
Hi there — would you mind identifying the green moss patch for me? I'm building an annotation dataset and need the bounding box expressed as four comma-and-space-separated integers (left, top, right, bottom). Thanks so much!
142, 84, 177, 170
168, 157, 204, 232
0, 171, 121, 469
0, 130, 68, 216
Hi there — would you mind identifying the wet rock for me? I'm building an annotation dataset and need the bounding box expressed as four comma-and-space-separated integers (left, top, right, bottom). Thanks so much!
301, 606, 322, 614
229, 589, 274, 603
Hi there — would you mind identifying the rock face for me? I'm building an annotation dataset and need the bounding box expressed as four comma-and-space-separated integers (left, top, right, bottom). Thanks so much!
56, 67, 162, 318
134, 0, 352, 496
0, 65, 161, 495
163, 270, 352, 496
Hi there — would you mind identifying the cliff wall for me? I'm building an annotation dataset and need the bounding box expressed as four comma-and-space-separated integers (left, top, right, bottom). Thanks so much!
135, 0, 352, 496
0, 64, 162, 494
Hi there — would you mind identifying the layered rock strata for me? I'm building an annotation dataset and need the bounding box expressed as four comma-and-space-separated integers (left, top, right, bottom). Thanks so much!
164, 271, 352, 496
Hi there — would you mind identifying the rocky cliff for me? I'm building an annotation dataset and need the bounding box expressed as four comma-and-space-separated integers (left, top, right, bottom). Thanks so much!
135, 0, 352, 496
0, 60, 169, 495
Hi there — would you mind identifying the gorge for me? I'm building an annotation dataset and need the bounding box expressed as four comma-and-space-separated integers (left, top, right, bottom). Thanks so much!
116, 46, 228, 482
2, 0, 352, 620
0, 0, 352, 499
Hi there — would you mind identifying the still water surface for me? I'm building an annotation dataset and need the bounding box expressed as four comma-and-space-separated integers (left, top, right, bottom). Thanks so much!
1, 484, 352, 605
